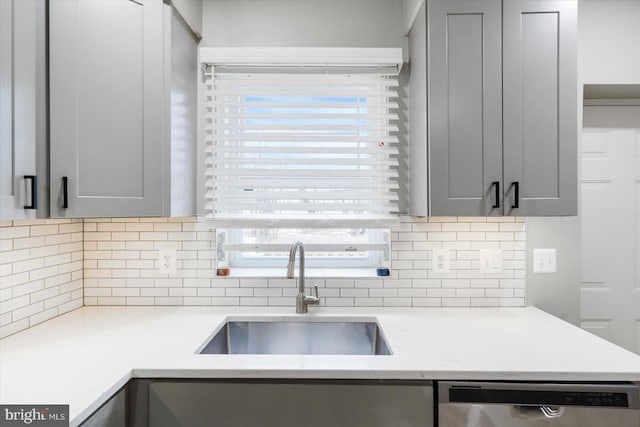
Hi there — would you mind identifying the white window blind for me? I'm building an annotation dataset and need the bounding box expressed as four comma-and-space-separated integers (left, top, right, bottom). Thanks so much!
204, 68, 400, 228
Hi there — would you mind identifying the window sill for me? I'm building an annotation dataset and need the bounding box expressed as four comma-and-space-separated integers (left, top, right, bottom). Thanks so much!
216, 268, 385, 279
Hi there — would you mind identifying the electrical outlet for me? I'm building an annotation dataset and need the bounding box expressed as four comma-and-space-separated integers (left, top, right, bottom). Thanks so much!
158, 249, 176, 274
432, 248, 450, 273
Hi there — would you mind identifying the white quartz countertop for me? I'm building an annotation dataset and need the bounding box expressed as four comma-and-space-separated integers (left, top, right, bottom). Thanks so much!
1, 306, 640, 425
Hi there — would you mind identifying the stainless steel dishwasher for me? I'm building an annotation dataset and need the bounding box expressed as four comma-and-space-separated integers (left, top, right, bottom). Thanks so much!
438, 381, 640, 426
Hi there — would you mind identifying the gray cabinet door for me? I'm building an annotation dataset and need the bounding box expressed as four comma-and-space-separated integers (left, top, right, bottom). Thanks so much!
428, 0, 503, 216
49, 0, 164, 218
503, 0, 577, 216
149, 380, 434, 427
0, 0, 42, 220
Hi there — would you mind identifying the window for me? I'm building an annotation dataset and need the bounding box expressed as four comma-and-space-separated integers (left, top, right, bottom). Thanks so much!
202, 49, 401, 272
218, 228, 389, 269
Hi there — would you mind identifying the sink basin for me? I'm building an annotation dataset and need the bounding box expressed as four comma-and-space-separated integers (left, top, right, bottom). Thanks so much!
198, 318, 392, 355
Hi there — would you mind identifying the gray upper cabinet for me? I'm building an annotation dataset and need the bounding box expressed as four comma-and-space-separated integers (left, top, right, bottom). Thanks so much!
408, 4, 428, 217
50, 0, 164, 218
49, 0, 197, 218
421, 0, 577, 216
1, 0, 47, 220
503, 0, 577, 216
427, 0, 503, 216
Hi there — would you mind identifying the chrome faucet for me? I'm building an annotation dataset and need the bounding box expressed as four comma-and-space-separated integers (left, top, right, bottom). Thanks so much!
287, 241, 319, 314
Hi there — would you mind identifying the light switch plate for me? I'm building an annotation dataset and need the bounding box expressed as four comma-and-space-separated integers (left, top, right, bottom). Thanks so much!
533, 248, 556, 274
158, 249, 177, 274
479, 249, 502, 273
432, 248, 450, 273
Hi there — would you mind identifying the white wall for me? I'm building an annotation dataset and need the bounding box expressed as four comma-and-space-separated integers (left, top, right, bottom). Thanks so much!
402, 0, 424, 34
201, 0, 403, 48
579, 0, 640, 84
172, 0, 203, 38
527, 0, 640, 325
526, 218, 581, 324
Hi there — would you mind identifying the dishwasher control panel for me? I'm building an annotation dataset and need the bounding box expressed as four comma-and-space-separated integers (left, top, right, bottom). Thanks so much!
440, 382, 640, 409
448, 387, 631, 407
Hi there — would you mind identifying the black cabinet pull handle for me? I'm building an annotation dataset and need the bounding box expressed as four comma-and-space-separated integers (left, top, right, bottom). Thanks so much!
62, 176, 68, 209
491, 181, 500, 209
512, 181, 519, 209
24, 175, 37, 209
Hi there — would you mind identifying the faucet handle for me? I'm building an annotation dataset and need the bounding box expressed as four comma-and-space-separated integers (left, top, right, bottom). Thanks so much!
308, 284, 320, 304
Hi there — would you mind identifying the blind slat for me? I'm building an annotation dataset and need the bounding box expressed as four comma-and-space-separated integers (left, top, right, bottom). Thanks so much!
211, 146, 399, 155
206, 135, 399, 143
211, 158, 398, 167
213, 192, 398, 201
213, 202, 396, 212
211, 89, 398, 97
209, 124, 399, 132
213, 77, 399, 86
207, 101, 399, 109
212, 113, 400, 120
209, 168, 399, 178
207, 179, 399, 190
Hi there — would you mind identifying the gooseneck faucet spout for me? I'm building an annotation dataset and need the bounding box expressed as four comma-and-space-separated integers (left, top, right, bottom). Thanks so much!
287, 241, 319, 314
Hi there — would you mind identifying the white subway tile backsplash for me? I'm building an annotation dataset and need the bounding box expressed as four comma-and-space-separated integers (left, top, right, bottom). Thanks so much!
112, 288, 140, 297
98, 297, 126, 305
370, 289, 397, 298
323, 297, 352, 306
0, 227, 30, 239
0, 215, 526, 337
354, 279, 384, 288
12, 281, 44, 297
0, 288, 12, 302
413, 222, 442, 232
428, 289, 456, 298
354, 297, 383, 307
153, 223, 182, 232
470, 223, 500, 232
341, 289, 369, 298
383, 298, 412, 307
442, 223, 470, 232
442, 297, 470, 307
413, 298, 442, 307
325, 279, 355, 288
500, 298, 525, 306
456, 289, 485, 298
428, 216, 459, 223
211, 297, 239, 306
427, 232, 457, 241
184, 296, 212, 306
0, 219, 83, 338
15, 236, 46, 250
398, 269, 429, 279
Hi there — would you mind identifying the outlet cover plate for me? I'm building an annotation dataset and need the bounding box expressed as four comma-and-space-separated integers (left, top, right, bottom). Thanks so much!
158, 249, 177, 275
479, 249, 503, 273
533, 248, 557, 274
432, 248, 450, 273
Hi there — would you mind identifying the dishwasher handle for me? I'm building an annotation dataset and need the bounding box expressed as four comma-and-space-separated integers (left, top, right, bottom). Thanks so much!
515, 405, 565, 419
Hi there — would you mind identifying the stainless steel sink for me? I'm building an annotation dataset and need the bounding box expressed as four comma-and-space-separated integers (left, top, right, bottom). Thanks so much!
198, 318, 392, 355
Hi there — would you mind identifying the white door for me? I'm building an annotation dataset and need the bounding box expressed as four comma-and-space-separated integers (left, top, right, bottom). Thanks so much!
580, 128, 640, 354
